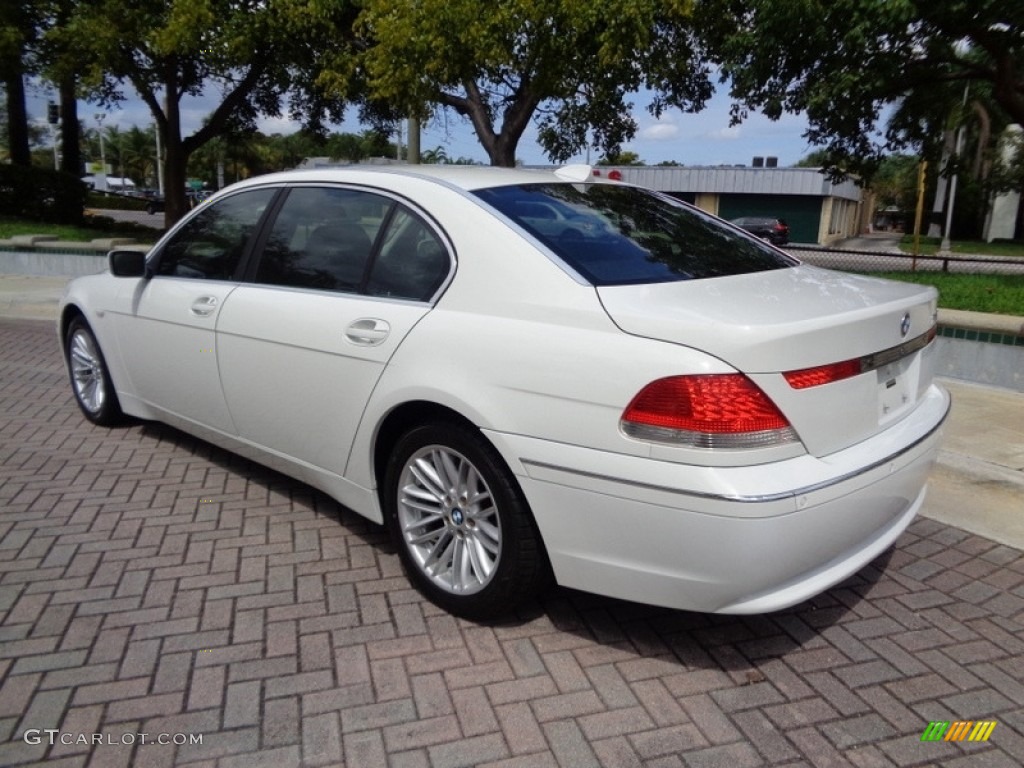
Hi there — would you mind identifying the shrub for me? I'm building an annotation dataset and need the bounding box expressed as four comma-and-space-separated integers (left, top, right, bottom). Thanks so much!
0, 165, 86, 224
86, 190, 148, 211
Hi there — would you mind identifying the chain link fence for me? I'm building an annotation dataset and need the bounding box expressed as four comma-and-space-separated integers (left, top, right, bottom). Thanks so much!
787, 245, 1024, 276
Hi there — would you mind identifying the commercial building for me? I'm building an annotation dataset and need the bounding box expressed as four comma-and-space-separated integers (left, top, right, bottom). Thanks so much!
598, 161, 866, 245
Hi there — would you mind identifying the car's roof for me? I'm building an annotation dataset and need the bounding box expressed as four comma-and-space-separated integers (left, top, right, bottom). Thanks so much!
222, 164, 608, 194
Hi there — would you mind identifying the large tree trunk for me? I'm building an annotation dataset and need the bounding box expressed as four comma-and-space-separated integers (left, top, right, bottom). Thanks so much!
162, 76, 190, 227
971, 100, 991, 181
489, 137, 517, 167
3, 58, 31, 166
59, 75, 81, 177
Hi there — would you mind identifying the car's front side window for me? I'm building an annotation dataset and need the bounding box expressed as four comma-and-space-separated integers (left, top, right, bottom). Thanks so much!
155, 189, 277, 280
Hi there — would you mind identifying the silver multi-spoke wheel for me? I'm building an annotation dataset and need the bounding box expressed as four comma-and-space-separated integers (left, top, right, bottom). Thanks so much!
397, 445, 502, 595
69, 327, 106, 414
65, 318, 123, 426
385, 422, 547, 618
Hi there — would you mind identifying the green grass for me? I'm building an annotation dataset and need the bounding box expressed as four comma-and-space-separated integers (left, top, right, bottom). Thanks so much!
0, 215, 160, 244
3, 215, 1021, 315
872, 271, 1024, 315
898, 235, 1024, 258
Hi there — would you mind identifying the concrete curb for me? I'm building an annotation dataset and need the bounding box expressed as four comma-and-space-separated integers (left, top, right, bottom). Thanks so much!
939, 307, 1024, 335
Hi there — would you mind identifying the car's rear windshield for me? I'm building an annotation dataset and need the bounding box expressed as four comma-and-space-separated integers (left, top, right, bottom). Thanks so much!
473, 183, 796, 286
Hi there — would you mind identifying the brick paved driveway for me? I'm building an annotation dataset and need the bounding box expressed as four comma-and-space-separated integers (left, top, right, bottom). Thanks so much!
2, 316, 1023, 768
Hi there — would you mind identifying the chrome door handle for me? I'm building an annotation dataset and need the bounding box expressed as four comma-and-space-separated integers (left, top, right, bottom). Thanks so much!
345, 318, 391, 346
190, 296, 218, 317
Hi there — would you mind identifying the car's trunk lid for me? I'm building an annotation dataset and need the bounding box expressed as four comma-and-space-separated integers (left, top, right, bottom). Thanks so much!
597, 265, 939, 457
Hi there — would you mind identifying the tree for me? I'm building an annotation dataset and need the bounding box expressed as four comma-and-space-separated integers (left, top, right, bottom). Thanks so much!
870, 154, 920, 211
47, 1, 352, 224
337, 0, 712, 167
598, 150, 644, 166
421, 146, 450, 164
793, 150, 831, 168
704, 0, 1024, 180
0, 1, 39, 166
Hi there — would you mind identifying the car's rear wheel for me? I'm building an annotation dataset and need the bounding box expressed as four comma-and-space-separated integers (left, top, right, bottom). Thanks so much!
65, 317, 123, 426
383, 421, 548, 619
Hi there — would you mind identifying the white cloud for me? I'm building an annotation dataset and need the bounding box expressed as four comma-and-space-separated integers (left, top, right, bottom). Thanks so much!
638, 119, 682, 142
708, 125, 742, 141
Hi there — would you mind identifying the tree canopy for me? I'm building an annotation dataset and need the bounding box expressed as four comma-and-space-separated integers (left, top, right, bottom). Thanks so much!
334, 0, 712, 166
704, 0, 1024, 179
42, 0, 353, 223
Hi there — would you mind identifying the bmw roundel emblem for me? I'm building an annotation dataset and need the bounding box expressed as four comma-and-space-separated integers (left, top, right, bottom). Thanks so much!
900, 313, 911, 337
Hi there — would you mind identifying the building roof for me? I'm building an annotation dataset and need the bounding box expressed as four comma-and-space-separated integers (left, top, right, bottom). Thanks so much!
603, 166, 862, 201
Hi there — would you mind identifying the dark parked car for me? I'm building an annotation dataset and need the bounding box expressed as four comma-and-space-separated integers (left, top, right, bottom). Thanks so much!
146, 190, 213, 215
730, 216, 790, 245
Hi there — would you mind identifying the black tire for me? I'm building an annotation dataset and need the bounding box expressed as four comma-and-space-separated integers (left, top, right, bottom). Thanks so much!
382, 421, 548, 620
65, 317, 124, 426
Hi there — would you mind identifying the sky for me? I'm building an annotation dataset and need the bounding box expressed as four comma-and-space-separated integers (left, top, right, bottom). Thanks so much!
25, 78, 817, 169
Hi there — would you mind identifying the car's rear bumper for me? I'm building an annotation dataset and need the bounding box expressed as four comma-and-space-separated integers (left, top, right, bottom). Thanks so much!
487, 384, 949, 614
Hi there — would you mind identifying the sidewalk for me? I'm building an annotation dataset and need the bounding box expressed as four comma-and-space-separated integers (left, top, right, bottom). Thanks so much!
0, 274, 70, 320
2, 271, 1022, 550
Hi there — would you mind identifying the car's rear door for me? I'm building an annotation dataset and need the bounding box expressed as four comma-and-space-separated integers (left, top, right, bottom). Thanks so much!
214, 185, 452, 476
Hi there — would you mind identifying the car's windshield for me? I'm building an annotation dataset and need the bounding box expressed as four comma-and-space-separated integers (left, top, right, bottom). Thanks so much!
474, 183, 796, 286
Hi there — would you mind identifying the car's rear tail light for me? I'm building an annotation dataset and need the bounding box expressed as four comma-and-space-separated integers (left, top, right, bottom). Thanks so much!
783, 359, 862, 389
783, 324, 938, 390
621, 374, 798, 449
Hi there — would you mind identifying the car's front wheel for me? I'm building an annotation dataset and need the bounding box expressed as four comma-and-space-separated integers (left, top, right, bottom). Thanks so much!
65, 317, 124, 426
383, 421, 548, 619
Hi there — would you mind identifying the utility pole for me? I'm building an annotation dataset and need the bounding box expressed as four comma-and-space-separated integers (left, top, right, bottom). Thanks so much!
94, 113, 108, 191
912, 160, 928, 269
407, 117, 420, 164
939, 85, 970, 255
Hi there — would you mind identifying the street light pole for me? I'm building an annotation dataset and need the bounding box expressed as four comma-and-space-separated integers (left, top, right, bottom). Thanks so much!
155, 125, 164, 195
94, 113, 108, 191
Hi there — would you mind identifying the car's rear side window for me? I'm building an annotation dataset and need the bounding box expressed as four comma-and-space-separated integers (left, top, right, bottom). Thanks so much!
474, 184, 796, 285
253, 186, 450, 301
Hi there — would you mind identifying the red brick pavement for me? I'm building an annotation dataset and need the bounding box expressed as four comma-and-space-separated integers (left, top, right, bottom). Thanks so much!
2, 316, 1024, 767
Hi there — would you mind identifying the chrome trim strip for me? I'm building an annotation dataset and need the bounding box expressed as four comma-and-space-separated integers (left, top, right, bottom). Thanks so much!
521, 398, 950, 504
859, 328, 935, 373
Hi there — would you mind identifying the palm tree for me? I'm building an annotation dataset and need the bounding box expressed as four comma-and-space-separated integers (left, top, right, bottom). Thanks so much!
421, 145, 450, 164
121, 125, 157, 186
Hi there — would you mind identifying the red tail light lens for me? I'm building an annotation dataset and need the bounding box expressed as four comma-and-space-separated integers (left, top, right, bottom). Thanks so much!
783, 359, 862, 389
621, 374, 797, 449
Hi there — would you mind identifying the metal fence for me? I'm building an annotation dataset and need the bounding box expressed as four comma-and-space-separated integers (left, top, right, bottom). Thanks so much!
787, 245, 1024, 276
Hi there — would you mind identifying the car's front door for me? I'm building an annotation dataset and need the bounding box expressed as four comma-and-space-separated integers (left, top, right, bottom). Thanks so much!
215, 185, 452, 475
114, 188, 278, 433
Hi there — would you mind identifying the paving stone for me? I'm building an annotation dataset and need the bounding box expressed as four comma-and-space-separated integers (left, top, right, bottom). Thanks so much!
543, 720, 602, 768
4, 318, 1024, 768
495, 701, 547, 755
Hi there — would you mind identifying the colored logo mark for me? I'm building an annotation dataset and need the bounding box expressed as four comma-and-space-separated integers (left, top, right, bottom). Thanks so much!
921, 721, 997, 742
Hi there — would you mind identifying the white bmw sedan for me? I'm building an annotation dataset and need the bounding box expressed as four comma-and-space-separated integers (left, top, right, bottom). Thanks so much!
59, 165, 949, 619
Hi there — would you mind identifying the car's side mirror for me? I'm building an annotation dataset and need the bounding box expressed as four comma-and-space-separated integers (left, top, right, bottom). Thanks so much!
109, 249, 149, 278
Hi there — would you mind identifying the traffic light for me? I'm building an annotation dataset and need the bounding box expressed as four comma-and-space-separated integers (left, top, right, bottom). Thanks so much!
47, 102, 60, 125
